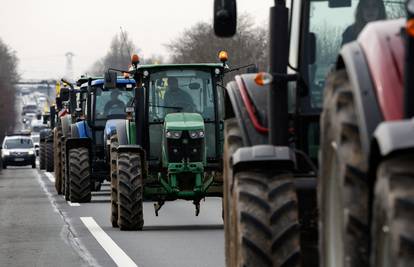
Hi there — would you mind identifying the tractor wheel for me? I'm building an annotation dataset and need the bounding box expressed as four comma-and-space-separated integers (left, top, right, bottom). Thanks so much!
39, 141, 46, 170
223, 120, 301, 267
46, 141, 54, 172
371, 155, 414, 267
54, 127, 63, 194
117, 152, 144, 231
110, 134, 119, 228
319, 69, 369, 267
68, 147, 91, 203
61, 138, 69, 200
223, 118, 243, 266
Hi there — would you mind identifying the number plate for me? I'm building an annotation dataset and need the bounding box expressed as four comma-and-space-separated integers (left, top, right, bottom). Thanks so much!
14, 158, 24, 162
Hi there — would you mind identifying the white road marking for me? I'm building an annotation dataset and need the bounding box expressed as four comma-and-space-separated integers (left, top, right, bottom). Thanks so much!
67, 201, 80, 207
80, 217, 138, 267
45, 172, 55, 183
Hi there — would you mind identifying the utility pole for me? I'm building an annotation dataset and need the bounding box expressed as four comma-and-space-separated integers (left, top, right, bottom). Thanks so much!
65, 52, 75, 82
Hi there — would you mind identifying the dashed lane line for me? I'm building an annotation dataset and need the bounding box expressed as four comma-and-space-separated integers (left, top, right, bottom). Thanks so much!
80, 217, 138, 267
44, 172, 55, 183
67, 201, 81, 207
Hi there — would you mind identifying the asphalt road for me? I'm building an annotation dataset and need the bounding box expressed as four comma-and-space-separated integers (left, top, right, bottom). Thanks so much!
0, 166, 225, 267
0, 94, 225, 267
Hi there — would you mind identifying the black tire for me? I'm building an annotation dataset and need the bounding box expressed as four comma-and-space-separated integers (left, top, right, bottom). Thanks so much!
3, 163, 7, 169
371, 155, 414, 267
117, 152, 144, 231
62, 137, 69, 200
68, 147, 91, 203
54, 127, 63, 194
32, 161, 36, 169
46, 141, 54, 172
319, 70, 369, 267
110, 134, 119, 228
224, 119, 301, 267
39, 141, 46, 170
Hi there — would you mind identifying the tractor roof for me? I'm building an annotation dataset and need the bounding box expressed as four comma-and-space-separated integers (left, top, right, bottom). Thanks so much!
138, 63, 224, 70
91, 78, 136, 86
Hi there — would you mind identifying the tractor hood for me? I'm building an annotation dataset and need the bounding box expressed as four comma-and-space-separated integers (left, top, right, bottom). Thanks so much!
164, 113, 204, 131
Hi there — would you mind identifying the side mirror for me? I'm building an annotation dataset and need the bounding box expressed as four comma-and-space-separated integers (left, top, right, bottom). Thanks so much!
189, 82, 201, 90
104, 71, 117, 89
329, 0, 351, 8
214, 0, 237, 37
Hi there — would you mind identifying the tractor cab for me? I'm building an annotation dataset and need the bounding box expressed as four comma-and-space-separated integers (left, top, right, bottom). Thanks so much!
141, 64, 225, 169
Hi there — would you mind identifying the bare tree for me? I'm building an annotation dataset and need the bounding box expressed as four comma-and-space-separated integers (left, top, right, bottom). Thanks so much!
166, 14, 268, 80
0, 38, 19, 141
89, 32, 139, 75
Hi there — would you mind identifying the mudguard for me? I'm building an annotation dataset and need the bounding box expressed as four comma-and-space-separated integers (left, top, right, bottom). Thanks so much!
373, 119, 414, 157
103, 119, 128, 145
72, 121, 91, 138
225, 74, 269, 146
337, 42, 383, 158
61, 114, 72, 138
40, 129, 51, 141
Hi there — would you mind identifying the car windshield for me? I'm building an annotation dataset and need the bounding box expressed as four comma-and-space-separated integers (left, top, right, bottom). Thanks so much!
31, 126, 47, 133
95, 87, 134, 120
307, 0, 406, 108
148, 69, 215, 122
31, 136, 40, 143
4, 138, 34, 149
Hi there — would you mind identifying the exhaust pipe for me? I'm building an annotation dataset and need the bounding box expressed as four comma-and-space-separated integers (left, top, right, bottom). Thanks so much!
404, 0, 414, 118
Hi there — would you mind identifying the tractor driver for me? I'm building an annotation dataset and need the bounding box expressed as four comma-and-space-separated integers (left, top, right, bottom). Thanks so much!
164, 77, 196, 112
104, 90, 125, 115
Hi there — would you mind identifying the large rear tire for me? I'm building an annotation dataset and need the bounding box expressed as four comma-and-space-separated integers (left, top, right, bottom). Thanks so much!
54, 127, 63, 194
319, 70, 369, 267
68, 147, 91, 203
110, 134, 119, 228
371, 155, 414, 267
223, 119, 301, 267
46, 141, 54, 172
39, 141, 46, 170
62, 137, 69, 200
117, 152, 144, 231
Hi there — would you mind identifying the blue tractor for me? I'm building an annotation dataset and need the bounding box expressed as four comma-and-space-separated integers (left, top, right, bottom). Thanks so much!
63, 76, 135, 203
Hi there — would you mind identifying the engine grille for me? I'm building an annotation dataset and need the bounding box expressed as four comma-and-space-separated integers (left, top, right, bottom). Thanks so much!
167, 131, 204, 163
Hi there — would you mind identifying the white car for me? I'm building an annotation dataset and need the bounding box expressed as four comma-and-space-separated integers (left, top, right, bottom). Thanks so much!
2, 135, 36, 169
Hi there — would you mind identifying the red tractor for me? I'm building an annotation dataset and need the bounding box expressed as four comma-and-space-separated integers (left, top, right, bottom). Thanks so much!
319, 2, 414, 266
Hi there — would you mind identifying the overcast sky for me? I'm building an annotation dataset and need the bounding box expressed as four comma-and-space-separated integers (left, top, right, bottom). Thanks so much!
0, 0, 273, 80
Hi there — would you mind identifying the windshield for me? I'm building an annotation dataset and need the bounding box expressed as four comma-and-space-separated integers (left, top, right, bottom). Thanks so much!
308, 0, 405, 108
31, 126, 47, 133
31, 136, 40, 143
4, 138, 34, 149
148, 69, 215, 122
95, 87, 134, 120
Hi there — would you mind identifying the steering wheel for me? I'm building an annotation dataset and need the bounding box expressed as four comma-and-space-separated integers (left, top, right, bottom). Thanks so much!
168, 101, 196, 113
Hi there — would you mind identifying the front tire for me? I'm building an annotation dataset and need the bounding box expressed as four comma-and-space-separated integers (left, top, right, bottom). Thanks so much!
54, 127, 63, 194
117, 152, 144, 231
319, 70, 369, 267
39, 141, 46, 170
68, 147, 91, 203
223, 119, 301, 267
46, 141, 54, 172
110, 134, 119, 227
371, 155, 414, 267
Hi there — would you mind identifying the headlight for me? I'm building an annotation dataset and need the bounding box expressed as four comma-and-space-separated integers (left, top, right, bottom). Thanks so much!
189, 130, 205, 139
28, 150, 34, 155
3, 150, 10, 156
166, 130, 182, 139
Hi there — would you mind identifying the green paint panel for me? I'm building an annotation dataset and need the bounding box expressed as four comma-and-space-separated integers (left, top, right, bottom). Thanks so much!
164, 113, 204, 131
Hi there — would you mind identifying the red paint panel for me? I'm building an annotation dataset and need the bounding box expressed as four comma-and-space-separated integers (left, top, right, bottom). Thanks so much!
358, 19, 405, 121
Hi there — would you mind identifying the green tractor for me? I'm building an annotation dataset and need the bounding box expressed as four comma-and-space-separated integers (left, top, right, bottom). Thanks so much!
107, 56, 227, 230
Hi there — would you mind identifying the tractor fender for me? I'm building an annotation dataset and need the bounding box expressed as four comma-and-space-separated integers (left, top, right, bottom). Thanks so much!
40, 129, 51, 141
60, 114, 72, 138
72, 121, 91, 138
117, 145, 147, 178
337, 41, 383, 160
372, 119, 414, 157
103, 119, 128, 145
225, 74, 268, 146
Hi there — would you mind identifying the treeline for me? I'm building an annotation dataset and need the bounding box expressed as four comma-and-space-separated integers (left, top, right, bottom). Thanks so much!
0, 38, 19, 142
89, 14, 268, 80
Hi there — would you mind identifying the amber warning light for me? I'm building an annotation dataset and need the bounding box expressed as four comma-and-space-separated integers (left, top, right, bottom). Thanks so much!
131, 54, 140, 67
219, 51, 228, 63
